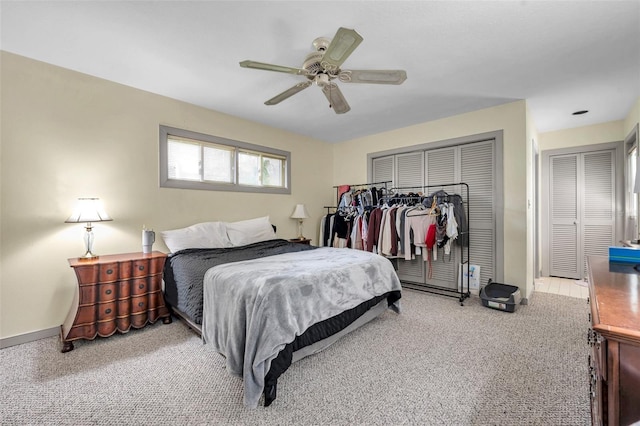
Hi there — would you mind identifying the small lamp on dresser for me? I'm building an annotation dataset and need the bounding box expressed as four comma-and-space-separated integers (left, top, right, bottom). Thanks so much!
65, 197, 112, 260
290, 204, 309, 239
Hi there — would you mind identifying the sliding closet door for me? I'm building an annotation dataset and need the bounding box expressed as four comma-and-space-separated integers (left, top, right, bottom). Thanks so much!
549, 150, 615, 279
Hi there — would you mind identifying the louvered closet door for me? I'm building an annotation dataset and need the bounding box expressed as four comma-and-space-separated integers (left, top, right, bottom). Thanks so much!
550, 155, 579, 278
460, 141, 495, 289
549, 150, 615, 279
424, 147, 459, 289
581, 151, 615, 277
395, 151, 425, 283
372, 156, 394, 186
396, 152, 424, 193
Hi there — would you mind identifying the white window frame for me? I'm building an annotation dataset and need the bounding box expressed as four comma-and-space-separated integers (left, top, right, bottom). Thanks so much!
159, 125, 291, 194
625, 124, 639, 240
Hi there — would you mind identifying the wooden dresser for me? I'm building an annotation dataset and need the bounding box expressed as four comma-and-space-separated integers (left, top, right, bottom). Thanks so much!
587, 255, 640, 426
60, 251, 171, 352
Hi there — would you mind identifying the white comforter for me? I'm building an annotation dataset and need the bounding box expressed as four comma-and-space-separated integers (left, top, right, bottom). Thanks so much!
201, 247, 401, 408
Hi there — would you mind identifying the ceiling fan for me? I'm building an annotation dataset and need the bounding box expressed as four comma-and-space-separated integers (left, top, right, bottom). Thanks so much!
240, 27, 407, 114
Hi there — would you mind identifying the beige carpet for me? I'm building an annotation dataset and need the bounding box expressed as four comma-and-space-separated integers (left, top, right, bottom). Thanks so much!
0, 290, 589, 425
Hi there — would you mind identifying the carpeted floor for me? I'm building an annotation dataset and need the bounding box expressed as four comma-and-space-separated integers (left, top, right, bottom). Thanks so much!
0, 290, 590, 425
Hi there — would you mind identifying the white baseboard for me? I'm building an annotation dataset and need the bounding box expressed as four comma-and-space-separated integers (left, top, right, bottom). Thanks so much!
0, 326, 59, 349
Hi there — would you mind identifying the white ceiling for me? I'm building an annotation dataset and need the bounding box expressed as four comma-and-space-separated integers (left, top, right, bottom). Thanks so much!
2, 1, 639, 143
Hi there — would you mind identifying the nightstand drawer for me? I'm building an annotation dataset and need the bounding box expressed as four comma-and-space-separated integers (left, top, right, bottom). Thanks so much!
76, 302, 117, 324
132, 260, 149, 277
99, 263, 120, 282
74, 263, 119, 284
125, 295, 150, 314
131, 278, 150, 295
118, 277, 150, 299
80, 283, 118, 304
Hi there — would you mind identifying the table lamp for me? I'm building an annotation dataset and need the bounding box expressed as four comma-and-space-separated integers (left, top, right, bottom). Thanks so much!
290, 204, 309, 239
65, 198, 112, 260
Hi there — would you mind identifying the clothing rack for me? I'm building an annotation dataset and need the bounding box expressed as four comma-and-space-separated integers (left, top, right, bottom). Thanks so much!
323, 180, 392, 213
388, 182, 470, 306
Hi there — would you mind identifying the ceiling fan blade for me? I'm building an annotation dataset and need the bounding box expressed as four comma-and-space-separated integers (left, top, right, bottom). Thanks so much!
240, 60, 309, 76
320, 27, 363, 71
321, 83, 350, 114
338, 69, 407, 85
265, 81, 313, 105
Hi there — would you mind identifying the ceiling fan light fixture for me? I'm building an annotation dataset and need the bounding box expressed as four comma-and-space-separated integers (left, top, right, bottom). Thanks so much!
315, 74, 330, 86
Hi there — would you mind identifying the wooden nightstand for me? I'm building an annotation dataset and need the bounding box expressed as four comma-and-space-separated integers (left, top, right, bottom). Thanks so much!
289, 238, 311, 245
60, 251, 171, 353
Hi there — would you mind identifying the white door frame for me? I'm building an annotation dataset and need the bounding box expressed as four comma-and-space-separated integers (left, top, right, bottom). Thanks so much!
541, 141, 624, 277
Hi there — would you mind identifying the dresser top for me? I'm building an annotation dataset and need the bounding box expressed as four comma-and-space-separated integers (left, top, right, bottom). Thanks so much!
587, 255, 640, 343
68, 251, 167, 267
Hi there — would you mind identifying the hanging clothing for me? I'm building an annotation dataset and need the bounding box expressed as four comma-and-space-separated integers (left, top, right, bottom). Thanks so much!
403, 211, 436, 261
366, 208, 384, 252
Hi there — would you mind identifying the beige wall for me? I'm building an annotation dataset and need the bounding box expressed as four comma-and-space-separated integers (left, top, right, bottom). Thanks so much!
538, 120, 625, 151
0, 52, 334, 339
624, 98, 640, 138
332, 100, 530, 296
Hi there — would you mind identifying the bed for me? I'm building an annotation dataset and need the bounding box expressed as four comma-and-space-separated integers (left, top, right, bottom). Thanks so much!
161, 218, 402, 408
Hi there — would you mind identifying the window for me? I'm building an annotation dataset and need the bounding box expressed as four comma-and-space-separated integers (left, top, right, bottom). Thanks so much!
160, 125, 290, 194
626, 144, 638, 239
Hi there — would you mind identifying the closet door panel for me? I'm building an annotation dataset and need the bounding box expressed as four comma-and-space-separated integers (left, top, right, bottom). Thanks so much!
460, 140, 495, 289
550, 225, 578, 277
396, 256, 425, 283
372, 156, 394, 185
426, 252, 459, 289
426, 148, 456, 186
395, 152, 426, 283
423, 147, 457, 288
395, 151, 424, 192
582, 150, 615, 277
550, 154, 580, 278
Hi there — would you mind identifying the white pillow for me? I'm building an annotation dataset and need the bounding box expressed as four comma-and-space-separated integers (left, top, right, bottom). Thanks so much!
226, 216, 276, 247
161, 221, 232, 253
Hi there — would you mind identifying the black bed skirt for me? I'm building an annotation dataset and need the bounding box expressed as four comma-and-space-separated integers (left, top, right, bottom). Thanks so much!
263, 290, 401, 406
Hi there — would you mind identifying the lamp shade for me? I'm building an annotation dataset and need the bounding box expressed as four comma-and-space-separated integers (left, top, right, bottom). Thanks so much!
65, 198, 112, 223
290, 204, 309, 219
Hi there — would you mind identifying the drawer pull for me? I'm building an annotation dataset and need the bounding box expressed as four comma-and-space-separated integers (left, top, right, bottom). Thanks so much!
138, 266, 145, 271
139, 284, 145, 290
138, 302, 144, 307
105, 289, 112, 295
105, 308, 112, 314
106, 269, 113, 275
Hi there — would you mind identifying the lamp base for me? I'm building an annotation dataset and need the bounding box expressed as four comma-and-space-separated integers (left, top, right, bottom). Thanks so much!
78, 251, 99, 261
